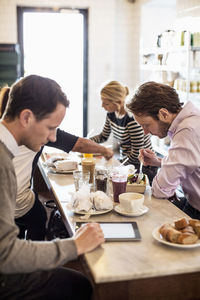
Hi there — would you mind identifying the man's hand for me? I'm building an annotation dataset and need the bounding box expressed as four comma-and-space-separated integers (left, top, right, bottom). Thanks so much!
101, 147, 113, 160
139, 148, 161, 167
72, 138, 113, 160
74, 223, 105, 255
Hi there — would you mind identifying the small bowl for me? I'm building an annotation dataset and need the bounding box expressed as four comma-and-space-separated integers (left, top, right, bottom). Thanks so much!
126, 174, 148, 194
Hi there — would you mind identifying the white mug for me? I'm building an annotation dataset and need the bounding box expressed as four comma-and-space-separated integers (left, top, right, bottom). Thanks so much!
119, 192, 144, 213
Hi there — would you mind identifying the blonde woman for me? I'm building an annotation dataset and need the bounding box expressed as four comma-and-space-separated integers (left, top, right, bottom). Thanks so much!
90, 81, 158, 183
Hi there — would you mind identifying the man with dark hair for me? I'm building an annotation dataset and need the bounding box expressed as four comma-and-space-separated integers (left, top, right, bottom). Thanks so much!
1, 83, 113, 241
0, 75, 105, 299
127, 81, 200, 219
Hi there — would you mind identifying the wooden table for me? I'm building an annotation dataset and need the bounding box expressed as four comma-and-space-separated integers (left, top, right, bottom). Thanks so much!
38, 159, 200, 300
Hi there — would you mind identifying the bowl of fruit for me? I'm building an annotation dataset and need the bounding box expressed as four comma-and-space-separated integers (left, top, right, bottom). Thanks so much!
126, 173, 148, 194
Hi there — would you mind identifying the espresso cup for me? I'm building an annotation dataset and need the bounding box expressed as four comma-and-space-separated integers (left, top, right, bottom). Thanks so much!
119, 192, 144, 213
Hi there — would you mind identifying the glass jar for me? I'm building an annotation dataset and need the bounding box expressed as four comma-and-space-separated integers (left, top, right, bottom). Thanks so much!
81, 154, 96, 184
95, 168, 108, 193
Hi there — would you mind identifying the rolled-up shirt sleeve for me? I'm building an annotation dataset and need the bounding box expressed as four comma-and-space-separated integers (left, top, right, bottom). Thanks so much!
152, 127, 199, 199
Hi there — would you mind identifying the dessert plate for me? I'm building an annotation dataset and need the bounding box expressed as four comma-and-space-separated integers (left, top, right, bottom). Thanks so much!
114, 204, 149, 217
152, 227, 200, 249
48, 166, 78, 174
73, 207, 113, 215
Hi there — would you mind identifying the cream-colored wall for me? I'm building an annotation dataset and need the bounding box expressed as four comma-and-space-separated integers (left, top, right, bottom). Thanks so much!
0, 0, 142, 135
176, 0, 200, 18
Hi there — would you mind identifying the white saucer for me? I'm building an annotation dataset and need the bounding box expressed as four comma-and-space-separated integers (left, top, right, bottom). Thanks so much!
114, 204, 149, 217
48, 166, 78, 174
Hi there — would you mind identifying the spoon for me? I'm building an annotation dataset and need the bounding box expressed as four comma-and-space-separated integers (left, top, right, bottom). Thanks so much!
80, 214, 91, 220
120, 157, 129, 166
136, 161, 143, 183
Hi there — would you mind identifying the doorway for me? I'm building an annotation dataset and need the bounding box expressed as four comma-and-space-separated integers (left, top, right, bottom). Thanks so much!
17, 7, 88, 136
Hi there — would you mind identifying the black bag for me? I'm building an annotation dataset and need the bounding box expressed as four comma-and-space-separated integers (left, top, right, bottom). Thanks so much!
44, 200, 70, 240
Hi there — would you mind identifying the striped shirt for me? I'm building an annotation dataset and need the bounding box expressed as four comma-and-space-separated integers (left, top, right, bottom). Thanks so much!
91, 112, 152, 165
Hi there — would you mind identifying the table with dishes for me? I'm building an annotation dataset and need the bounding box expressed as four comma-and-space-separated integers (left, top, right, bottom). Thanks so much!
38, 152, 200, 300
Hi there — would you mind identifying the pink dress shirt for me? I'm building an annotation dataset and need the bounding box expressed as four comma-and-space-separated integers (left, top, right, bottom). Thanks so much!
152, 101, 200, 211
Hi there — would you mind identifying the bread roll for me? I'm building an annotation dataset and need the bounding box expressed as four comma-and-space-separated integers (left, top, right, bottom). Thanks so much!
181, 226, 195, 234
174, 217, 188, 230
177, 232, 198, 245
189, 219, 200, 227
159, 224, 181, 243
166, 228, 182, 243
159, 224, 173, 240
194, 226, 200, 238
189, 219, 200, 238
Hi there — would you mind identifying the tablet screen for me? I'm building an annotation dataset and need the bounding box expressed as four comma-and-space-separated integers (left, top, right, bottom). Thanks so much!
100, 223, 135, 239
78, 222, 141, 241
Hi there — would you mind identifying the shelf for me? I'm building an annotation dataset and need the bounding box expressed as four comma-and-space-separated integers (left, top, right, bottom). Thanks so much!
191, 46, 200, 51
140, 31, 200, 135
142, 46, 200, 55
141, 46, 189, 55
141, 64, 184, 72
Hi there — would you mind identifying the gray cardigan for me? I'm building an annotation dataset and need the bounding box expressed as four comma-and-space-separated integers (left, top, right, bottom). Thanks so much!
0, 141, 78, 274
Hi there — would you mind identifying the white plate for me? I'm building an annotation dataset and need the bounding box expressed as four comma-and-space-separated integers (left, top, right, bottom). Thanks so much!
92, 153, 102, 157
48, 166, 78, 174
114, 204, 149, 217
78, 153, 102, 157
152, 227, 200, 249
73, 207, 113, 215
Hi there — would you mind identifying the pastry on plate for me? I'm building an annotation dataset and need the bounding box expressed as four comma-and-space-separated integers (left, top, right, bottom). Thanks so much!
159, 218, 200, 245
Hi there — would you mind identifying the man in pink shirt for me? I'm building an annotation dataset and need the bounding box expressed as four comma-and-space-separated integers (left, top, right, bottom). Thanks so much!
127, 81, 200, 219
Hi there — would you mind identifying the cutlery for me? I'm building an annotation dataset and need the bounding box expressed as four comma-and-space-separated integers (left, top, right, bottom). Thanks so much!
136, 161, 143, 183
120, 157, 129, 166
80, 214, 91, 220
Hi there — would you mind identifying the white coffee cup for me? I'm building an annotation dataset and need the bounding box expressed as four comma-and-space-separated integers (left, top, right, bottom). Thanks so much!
119, 192, 144, 213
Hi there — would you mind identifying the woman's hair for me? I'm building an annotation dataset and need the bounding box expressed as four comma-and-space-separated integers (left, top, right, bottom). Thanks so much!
100, 81, 129, 107
0, 86, 10, 118
127, 81, 183, 120
4, 74, 70, 121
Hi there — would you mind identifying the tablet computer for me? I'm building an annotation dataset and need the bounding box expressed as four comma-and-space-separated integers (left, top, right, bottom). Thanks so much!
77, 222, 141, 242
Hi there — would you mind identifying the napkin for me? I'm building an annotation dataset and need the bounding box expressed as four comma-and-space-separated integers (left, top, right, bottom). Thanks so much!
54, 159, 78, 171
92, 191, 113, 210
72, 185, 93, 212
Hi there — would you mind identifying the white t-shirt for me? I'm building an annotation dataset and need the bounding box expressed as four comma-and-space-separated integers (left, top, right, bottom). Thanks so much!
13, 146, 37, 218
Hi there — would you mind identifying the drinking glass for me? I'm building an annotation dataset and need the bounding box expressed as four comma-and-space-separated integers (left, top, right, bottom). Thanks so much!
112, 173, 127, 202
73, 170, 90, 191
